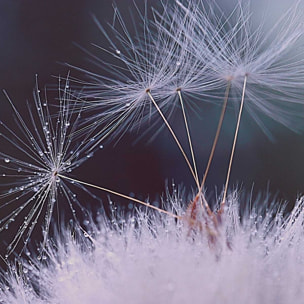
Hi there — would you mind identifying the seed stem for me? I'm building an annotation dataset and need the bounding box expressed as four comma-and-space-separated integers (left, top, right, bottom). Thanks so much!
200, 81, 231, 193
58, 174, 181, 219
147, 91, 200, 189
177, 90, 199, 185
221, 75, 248, 210
192, 81, 231, 213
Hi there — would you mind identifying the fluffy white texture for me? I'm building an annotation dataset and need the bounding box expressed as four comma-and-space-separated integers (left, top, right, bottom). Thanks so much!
1, 193, 304, 304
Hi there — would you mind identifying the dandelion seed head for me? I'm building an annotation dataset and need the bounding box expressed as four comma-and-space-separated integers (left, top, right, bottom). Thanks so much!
0, 79, 98, 255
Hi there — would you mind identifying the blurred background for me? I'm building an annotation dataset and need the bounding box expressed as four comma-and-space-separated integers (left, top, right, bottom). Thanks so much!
0, 0, 304, 246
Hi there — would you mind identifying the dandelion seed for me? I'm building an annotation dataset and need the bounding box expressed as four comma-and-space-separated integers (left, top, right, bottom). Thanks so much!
168, 0, 304, 210
0, 78, 97, 255
176, 0, 304, 134
69, 1, 220, 192
0, 79, 181, 257
70, 2, 219, 138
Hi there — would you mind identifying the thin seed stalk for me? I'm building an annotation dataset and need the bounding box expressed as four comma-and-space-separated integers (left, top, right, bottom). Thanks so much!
198, 81, 231, 200
58, 174, 181, 219
221, 75, 248, 210
193, 81, 231, 214
177, 89, 199, 185
146, 90, 200, 190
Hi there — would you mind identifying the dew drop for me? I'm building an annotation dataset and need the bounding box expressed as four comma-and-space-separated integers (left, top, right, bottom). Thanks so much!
4, 158, 10, 163
115, 49, 121, 54
86, 153, 93, 158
